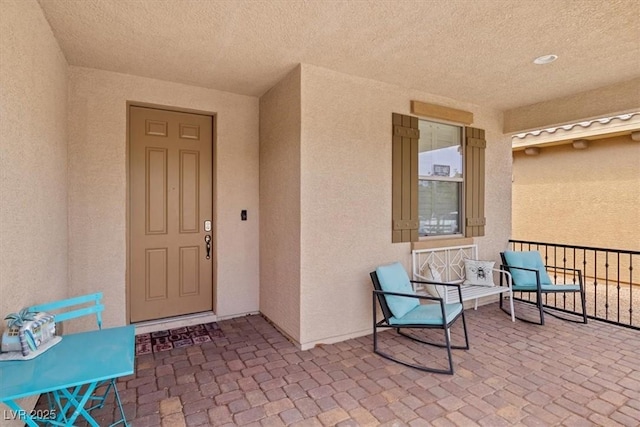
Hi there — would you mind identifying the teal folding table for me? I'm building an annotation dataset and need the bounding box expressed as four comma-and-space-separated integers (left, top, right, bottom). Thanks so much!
0, 325, 135, 426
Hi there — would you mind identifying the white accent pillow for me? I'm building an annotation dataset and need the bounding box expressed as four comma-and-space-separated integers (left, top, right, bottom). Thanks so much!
421, 264, 447, 298
463, 259, 495, 287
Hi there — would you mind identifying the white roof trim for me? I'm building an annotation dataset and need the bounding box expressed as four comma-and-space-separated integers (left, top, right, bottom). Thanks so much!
512, 113, 640, 150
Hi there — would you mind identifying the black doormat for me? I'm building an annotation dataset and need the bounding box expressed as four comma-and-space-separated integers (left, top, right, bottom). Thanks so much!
135, 322, 224, 355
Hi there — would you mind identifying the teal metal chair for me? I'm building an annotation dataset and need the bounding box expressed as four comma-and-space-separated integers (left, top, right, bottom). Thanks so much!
27, 292, 129, 426
370, 262, 469, 374
500, 251, 588, 325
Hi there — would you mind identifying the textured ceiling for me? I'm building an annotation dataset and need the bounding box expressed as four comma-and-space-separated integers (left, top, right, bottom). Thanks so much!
37, 0, 640, 110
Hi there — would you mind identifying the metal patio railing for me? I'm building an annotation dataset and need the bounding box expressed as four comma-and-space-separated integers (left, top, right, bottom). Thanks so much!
508, 239, 639, 330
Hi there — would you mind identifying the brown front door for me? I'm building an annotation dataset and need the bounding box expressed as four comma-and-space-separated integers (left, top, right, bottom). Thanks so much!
129, 106, 213, 322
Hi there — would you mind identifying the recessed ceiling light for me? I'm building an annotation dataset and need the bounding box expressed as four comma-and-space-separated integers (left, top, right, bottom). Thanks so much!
533, 54, 558, 65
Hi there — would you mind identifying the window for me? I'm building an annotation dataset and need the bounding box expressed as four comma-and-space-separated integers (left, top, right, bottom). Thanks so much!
392, 108, 485, 243
418, 120, 463, 236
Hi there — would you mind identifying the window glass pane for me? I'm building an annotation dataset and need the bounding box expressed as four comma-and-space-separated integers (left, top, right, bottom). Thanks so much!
418, 180, 462, 236
418, 121, 462, 179
418, 117, 464, 237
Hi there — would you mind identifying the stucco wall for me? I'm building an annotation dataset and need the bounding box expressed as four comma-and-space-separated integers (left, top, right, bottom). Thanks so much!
512, 135, 640, 251
298, 64, 512, 348
0, 0, 69, 421
259, 66, 302, 342
0, 0, 69, 329
67, 67, 259, 327
504, 78, 640, 134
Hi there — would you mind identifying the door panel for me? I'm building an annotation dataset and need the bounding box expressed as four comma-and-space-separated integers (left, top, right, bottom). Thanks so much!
146, 248, 168, 300
130, 106, 213, 323
146, 148, 168, 234
179, 150, 199, 233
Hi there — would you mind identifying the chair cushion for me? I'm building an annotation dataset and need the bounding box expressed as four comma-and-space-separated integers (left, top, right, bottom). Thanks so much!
389, 302, 463, 326
503, 251, 553, 286
376, 263, 420, 319
462, 259, 495, 287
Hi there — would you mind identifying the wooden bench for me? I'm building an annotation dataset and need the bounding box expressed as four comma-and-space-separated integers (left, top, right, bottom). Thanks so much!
412, 244, 515, 321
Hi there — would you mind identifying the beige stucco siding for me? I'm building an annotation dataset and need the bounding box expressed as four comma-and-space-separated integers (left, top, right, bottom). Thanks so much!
0, 0, 69, 420
504, 78, 640, 134
259, 66, 302, 342
0, 0, 69, 327
298, 64, 512, 348
67, 67, 259, 327
512, 135, 640, 251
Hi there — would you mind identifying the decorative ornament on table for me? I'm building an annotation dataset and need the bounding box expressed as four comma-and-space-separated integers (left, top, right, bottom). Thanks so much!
2, 308, 57, 356
5, 308, 37, 328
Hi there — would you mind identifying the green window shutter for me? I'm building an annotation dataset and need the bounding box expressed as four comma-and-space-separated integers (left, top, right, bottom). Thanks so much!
464, 126, 486, 237
392, 113, 419, 243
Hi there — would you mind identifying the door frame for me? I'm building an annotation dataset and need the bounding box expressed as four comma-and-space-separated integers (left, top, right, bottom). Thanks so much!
125, 101, 218, 324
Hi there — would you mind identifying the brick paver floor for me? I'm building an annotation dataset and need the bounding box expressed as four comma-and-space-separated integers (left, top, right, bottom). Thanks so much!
44, 302, 640, 426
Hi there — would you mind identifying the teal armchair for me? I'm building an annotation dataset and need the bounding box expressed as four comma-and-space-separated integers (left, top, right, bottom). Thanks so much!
370, 262, 469, 374
500, 251, 587, 325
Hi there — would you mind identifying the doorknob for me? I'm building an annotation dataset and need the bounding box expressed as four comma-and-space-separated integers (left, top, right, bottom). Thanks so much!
204, 235, 211, 260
